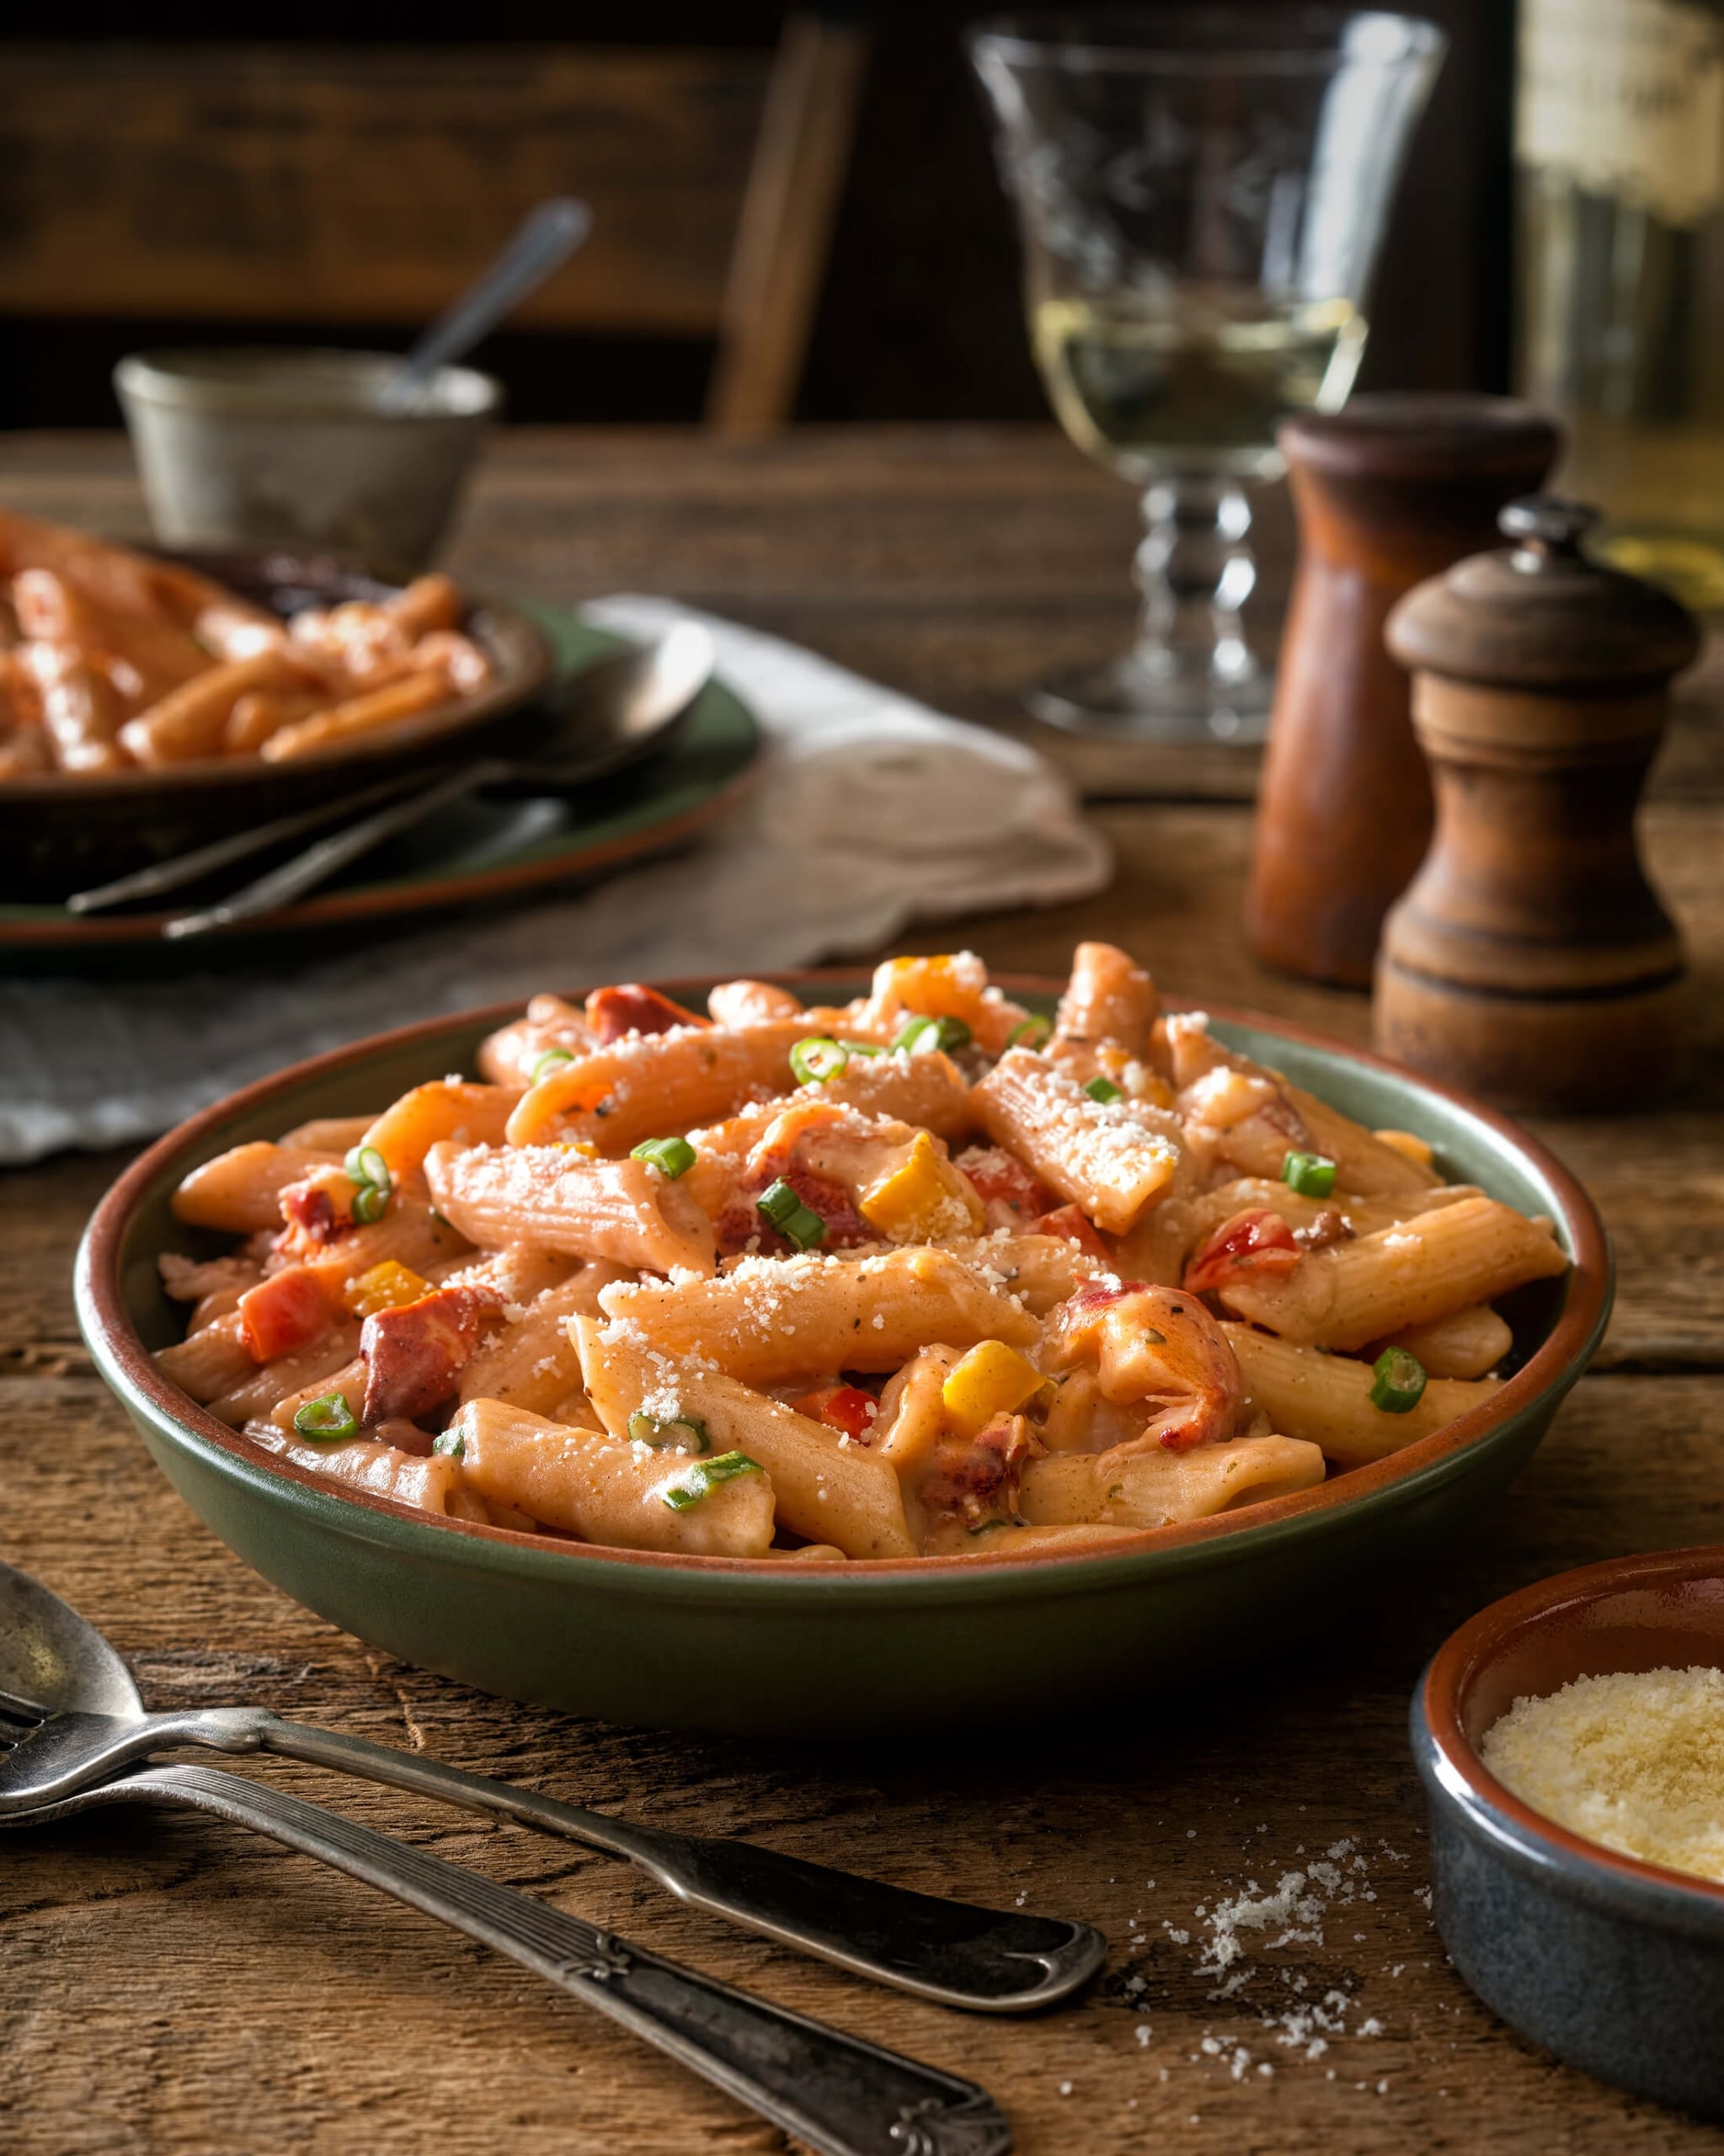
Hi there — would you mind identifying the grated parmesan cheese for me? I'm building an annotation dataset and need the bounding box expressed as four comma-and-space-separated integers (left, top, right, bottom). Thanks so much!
1481, 1665, 1724, 1881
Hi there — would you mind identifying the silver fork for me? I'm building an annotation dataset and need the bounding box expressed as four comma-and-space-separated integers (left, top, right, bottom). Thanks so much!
0, 1675, 1102, 2013
0, 1737, 1011, 2156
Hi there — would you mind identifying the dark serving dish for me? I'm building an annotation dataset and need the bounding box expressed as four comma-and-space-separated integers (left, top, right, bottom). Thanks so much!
77, 976, 1611, 1737
1413, 1547, 1724, 2121
0, 548, 551, 901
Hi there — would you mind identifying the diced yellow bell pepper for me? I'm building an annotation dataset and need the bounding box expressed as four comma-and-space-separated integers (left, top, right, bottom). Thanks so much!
344, 1259, 430, 1319
942, 1340, 1048, 1439
857, 1131, 985, 1242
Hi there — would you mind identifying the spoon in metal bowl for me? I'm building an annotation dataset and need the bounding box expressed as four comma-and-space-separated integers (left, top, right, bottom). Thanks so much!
378, 196, 592, 414
0, 1556, 1105, 2015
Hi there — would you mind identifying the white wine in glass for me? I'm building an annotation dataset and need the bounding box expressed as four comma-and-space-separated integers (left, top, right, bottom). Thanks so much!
971, 9, 1445, 741
1031, 292, 1368, 480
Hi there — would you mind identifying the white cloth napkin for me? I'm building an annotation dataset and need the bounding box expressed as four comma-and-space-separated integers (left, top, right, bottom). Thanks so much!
0, 596, 1110, 1164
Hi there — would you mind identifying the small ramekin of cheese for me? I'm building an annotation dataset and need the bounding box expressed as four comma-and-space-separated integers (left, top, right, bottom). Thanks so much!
1413, 1549, 1724, 2124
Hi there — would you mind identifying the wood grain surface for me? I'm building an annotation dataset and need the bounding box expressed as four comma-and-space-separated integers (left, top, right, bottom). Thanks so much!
3, 428, 1723, 2155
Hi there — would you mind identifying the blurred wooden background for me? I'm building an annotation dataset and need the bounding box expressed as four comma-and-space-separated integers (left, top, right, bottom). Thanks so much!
0, 0, 1511, 428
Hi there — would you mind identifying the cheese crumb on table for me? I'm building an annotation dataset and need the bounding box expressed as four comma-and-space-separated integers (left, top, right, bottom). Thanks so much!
1481, 1664, 1724, 1882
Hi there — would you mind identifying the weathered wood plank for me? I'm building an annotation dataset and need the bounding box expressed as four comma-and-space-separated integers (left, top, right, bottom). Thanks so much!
0, 47, 765, 332
4, 427, 1724, 2155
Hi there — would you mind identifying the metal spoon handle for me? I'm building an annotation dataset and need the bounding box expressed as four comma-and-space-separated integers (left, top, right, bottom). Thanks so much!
65, 768, 429, 914
243, 1712, 1103, 2012
162, 758, 510, 938
65, 1764, 1009, 2156
382, 198, 592, 414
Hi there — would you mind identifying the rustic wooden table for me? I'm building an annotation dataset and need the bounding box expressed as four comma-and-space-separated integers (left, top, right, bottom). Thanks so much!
3, 429, 1721, 2155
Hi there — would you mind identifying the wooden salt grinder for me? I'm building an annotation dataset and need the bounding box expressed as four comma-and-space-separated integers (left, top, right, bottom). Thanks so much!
1375, 496, 1698, 1111
1247, 396, 1560, 986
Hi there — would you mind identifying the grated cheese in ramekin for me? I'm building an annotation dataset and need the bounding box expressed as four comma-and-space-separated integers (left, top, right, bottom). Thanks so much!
1481, 1665, 1724, 1883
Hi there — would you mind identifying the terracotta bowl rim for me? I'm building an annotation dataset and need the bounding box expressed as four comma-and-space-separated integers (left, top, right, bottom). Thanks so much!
77, 969, 1613, 1588
1418, 1544, 1724, 1915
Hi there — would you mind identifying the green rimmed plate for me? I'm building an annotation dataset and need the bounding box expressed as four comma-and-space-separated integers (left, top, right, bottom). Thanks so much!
0, 606, 761, 956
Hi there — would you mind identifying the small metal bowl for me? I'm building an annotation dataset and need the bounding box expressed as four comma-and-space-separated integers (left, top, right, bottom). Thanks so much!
115, 349, 500, 577
1412, 1547, 1724, 2121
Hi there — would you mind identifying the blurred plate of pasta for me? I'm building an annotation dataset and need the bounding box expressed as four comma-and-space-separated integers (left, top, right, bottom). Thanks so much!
0, 563, 761, 952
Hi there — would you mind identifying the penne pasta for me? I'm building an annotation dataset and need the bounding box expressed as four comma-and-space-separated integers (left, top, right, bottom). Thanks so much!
457, 1267, 626, 1416
424, 1142, 716, 1276
249, 1421, 467, 1517
258, 668, 451, 761
1284, 1086, 1444, 1197
971, 1049, 1181, 1234
1224, 1323, 1503, 1468
1375, 1303, 1513, 1381
595, 1246, 1038, 1387
452, 1400, 777, 1556
1214, 1195, 1568, 1349
207, 1323, 363, 1428
361, 1081, 525, 1176
576, 1323, 915, 1558
505, 1020, 812, 1151
170, 1141, 341, 1234
1020, 1435, 1326, 1529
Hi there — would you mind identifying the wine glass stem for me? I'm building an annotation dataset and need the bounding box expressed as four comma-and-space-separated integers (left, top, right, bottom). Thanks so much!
1134, 475, 1258, 688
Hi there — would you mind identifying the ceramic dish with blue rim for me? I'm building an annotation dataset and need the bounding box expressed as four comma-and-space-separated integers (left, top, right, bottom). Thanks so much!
77, 979, 1611, 1737
2, 606, 761, 955
1414, 1546, 1724, 2121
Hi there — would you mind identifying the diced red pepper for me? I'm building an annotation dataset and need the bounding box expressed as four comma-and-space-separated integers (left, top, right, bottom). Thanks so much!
1182, 1207, 1303, 1295
584, 983, 707, 1044
360, 1284, 501, 1425
1027, 1203, 1113, 1263
792, 1384, 878, 1444
280, 1182, 344, 1245
237, 1266, 334, 1363
954, 1145, 1057, 1219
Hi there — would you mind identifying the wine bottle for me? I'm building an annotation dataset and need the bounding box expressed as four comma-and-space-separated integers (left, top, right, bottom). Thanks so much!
1516, 0, 1724, 608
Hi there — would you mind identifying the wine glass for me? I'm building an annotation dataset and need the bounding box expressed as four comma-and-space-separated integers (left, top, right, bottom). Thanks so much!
969, 8, 1446, 740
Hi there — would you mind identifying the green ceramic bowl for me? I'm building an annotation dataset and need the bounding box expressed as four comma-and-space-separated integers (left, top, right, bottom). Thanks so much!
76, 977, 1612, 1737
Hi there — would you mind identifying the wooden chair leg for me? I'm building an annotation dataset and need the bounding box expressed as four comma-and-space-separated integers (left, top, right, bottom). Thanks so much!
706, 13, 870, 440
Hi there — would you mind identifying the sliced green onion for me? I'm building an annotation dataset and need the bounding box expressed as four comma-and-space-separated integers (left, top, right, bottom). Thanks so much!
343, 1141, 392, 1223
662, 1450, 764, 1511
1084, 1075, 1124, 1104
790, 1036, 848, 1085
632, 1134, 697, 1180
1369, 1347, 1428, 1415
531, 1047, 578, 1082
344, 1144, 390, 1192
894, 1014, 971, 1055
431, 1428, 465, 1460
1283, 1150, 1337, 1198
350, 1182, 390, 1225
292, 1392, 358, 1444
1007, 1014, 1053, 1049
628, 1409, 710, 1454
840, 1039, 885, 1058
756, 1178, 826, 1251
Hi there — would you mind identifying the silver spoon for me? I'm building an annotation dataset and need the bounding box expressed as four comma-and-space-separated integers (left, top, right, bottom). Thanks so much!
68, 624, 711, 921
378, 197, 592, 414
0, 1556, 1104, 2014
158, 622, 718, 938
0, 1574, 1010, 2155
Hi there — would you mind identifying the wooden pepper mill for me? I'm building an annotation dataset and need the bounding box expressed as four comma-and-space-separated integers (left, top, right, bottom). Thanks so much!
1247, 396, 1560, 986
1374, 495, 1698, 1111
